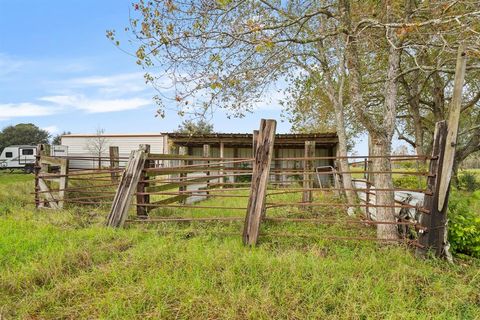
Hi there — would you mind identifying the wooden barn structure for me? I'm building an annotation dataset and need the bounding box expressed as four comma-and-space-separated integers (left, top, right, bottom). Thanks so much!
162, 132, 339, 184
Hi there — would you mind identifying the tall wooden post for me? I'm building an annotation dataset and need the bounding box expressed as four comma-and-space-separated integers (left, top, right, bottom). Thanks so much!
58, 157, 69, 209
437, 44, 467, 211
418, 45, 466, 259
302, 141, 315, 207
243, 119, 276, 246
136, 144, 151, 218
34, 144, 44, 208
109, 146, 120, 183
107, 145, 149, 227
417, 121, 449, 258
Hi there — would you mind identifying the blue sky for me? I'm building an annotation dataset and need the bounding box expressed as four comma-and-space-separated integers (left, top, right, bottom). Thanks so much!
0, 0, 369, 153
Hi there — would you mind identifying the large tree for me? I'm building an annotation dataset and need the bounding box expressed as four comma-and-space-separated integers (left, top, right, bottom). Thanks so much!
0, 123, 50, 152
175, 119, 214, 134
112, 0, 480, 239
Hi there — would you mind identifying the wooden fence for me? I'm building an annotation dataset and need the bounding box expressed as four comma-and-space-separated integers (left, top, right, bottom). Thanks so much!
34, 118, 455, 259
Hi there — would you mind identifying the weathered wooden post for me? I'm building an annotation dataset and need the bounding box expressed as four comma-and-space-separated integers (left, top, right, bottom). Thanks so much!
233, 147, 239, 183
107, 145, 149, 227
58, 157, 69, 209
178, 146, 188, 202
203, 144, 211, 192
417, 45, 467, 259
243, 119, 276, 245
219, 141, 225, 187
136, 144, 151, 218
109, 146, 120, 183
437, 44, 467, 212
302, 141, 315, 208
417, 121, 448, 257
34, 144, 44, 208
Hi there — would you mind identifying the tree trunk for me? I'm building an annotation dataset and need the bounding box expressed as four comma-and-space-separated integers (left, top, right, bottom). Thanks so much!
332, 101, 356, 215
371, 134, 398, 239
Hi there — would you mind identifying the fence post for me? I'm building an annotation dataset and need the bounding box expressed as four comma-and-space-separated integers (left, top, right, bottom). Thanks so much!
179, 146, 188, 202
302, 141, 315, 208
203, 144, 211, 192
107, 145, 149, 227
220, 141, 225, 187
136, 144, 151, 218
109, 146, 120, 183
243, 119, 276, 245
34, 144, 44, 208
58, 157, 69, 209
417, 121, 449, 258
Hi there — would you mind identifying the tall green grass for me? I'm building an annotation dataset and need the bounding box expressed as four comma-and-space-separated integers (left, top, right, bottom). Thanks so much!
0, 174, 479, 319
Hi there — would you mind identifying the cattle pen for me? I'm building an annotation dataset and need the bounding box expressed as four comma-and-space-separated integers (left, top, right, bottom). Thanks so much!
34, 119, 454, 259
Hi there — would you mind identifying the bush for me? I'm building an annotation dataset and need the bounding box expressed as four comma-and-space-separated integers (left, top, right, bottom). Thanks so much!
393, 175, 426, 189
458, 171, 480, 192
447, 191, 480, 258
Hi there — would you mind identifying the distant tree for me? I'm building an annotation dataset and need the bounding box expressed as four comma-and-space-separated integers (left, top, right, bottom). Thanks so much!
175, 119, 214, 135
86, 128, 109, 168
0, 123, 50, 152
52, 131, 71, 145
392, 145, 410, 156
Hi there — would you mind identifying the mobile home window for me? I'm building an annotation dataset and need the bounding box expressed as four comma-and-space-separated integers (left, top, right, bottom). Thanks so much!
5, 152, 13, 158
22, 149, 34, 155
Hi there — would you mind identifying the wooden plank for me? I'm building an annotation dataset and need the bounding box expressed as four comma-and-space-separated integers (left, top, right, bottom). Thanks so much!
302, 141, 315, 207
150, 194, 189, 205
136, 144, 151, 218
243, 119, 276, 245
106, 146, 148, 227
178, 146, 188, 203
417, 121, 449, 258
438, 44, 467, 211
145, 175, 220, 193
40, 155, 65, 166
38, 179, 60, 209
109, 146, 120, 183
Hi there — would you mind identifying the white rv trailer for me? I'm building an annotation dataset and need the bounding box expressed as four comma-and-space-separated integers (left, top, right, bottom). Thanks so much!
0, 145, 37, 173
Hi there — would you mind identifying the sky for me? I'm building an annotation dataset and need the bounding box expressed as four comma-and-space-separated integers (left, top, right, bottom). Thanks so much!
0, 0, 369, 154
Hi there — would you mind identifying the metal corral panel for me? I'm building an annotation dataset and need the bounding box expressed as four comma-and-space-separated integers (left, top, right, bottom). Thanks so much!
61, 134, 164, 169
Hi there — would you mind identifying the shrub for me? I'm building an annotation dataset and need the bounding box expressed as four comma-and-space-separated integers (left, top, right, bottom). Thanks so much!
447, 191, 480, 258
393, 175, 426, 189
458, 171, 480, 192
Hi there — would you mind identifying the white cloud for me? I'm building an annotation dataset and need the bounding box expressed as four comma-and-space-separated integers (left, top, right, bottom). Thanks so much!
0, 53, 26, 79
40, 94, 151, 113
42, 125, 59, 135
61, 72, 148, 95
0, 102, 59, 120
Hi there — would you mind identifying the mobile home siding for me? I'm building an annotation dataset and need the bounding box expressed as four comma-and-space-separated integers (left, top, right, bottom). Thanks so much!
61, 135, 164, 169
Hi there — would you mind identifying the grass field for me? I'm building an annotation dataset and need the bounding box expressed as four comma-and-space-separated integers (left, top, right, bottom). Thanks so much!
0, 173, 479, 319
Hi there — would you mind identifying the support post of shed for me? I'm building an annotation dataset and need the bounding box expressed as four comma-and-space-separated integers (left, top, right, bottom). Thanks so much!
233, 147, 239, 183
203, 144, 211, 192
179, 146, 188, 203
302, 141, 315, 209
219, 141, 225, 187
